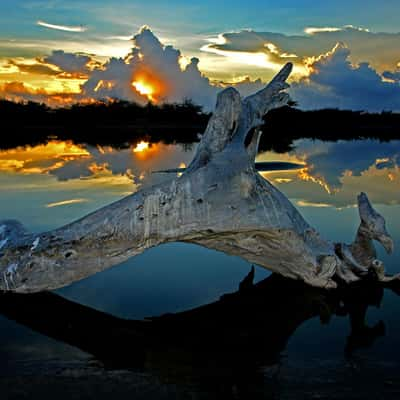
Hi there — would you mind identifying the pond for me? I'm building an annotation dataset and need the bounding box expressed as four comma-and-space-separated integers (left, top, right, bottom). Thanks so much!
0, 137, 399, 399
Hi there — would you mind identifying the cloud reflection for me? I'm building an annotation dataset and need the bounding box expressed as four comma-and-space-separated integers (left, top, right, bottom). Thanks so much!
45, 198, 89, 208
258, 139, 400, 208
0, 138, 398, 211
0, 140, 195, 187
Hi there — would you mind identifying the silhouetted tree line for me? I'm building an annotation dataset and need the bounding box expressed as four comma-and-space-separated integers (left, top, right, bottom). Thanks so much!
260, 106, 400, 153
0, 99, 208, 149
0, 99, 399, 151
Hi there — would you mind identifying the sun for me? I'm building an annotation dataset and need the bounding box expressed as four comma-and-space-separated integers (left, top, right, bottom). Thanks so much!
132, 80, 155, 102
133, 141, 150, 153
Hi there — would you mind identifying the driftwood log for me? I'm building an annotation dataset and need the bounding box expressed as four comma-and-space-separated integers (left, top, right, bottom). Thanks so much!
0, 63, 396, 293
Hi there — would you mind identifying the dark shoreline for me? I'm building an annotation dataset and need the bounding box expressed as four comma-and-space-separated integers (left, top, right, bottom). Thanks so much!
1, 100, 400, 152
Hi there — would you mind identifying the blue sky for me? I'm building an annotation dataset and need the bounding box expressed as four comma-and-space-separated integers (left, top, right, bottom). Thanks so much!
1, 0, 400, 40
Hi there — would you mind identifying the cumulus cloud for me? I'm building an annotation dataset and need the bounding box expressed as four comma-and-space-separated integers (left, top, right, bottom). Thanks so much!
202, 34, 302, 76
289, 43, 400, 112
204, 26, 400, 74
43, 50, 93, 74
2, 25, 400, 111
221, 76, 264, 98
79, 26, 220, 108
80, 27, 266, 109
0, 27, 261, 109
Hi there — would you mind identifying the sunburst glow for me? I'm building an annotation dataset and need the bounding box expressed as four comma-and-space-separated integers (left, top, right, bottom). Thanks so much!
133, 141, 150, 153
132, 80, 155, 101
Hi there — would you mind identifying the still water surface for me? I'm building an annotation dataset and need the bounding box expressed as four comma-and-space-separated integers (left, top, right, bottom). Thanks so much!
0, 138, 399, 398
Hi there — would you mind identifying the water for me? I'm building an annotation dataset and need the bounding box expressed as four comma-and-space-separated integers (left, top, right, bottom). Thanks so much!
0, 138, 399, 399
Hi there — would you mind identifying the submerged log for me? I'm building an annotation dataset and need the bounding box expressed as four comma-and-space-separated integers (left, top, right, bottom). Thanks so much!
0, 63, 396, 293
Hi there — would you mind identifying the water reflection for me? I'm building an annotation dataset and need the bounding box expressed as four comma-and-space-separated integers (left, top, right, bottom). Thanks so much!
1, 139, 398, 212
258, 139, 400, 208
0, 140, 195, 230
0, 137, 399, 398
0, 273, 398, 397
0, 140, 194, 185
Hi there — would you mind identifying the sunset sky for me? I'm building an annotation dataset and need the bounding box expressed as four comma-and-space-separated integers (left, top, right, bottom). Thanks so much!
1, 0, 400, 110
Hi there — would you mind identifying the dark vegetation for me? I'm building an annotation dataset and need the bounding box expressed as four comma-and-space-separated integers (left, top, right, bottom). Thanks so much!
1, 99, 399, 152
261, 106, 400, 153
0, 99, 208, 149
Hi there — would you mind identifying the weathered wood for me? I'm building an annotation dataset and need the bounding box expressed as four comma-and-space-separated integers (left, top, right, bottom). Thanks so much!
0, 63, 396, 292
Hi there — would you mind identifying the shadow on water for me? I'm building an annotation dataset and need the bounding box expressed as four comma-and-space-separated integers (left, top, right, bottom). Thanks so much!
1, 271, 400, 398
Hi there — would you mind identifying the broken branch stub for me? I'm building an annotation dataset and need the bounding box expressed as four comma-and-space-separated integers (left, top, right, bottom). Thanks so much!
0, 62, 396, 293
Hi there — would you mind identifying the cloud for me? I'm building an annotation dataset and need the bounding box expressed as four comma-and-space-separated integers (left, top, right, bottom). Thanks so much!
0, 27, 261, 108
37, 20, 87, 33
0, 81, 77, 105
79, 26, 221, 109
43, 50, 93, 74
304, 25, 370, 35
0, 81, 48, 98
106, 35, 133, 41
79, 27, 266, 109
289, 43, 400, 112
3, 54, 96, 83
1, 26, 400, 111
0, 27, 260, 109
8, 59, 60, 76
304, 27, 343, 35
204, 26, 400, 74
220, 76, 264, 97
0, 37, 132, 59
202, 32, 306, 77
